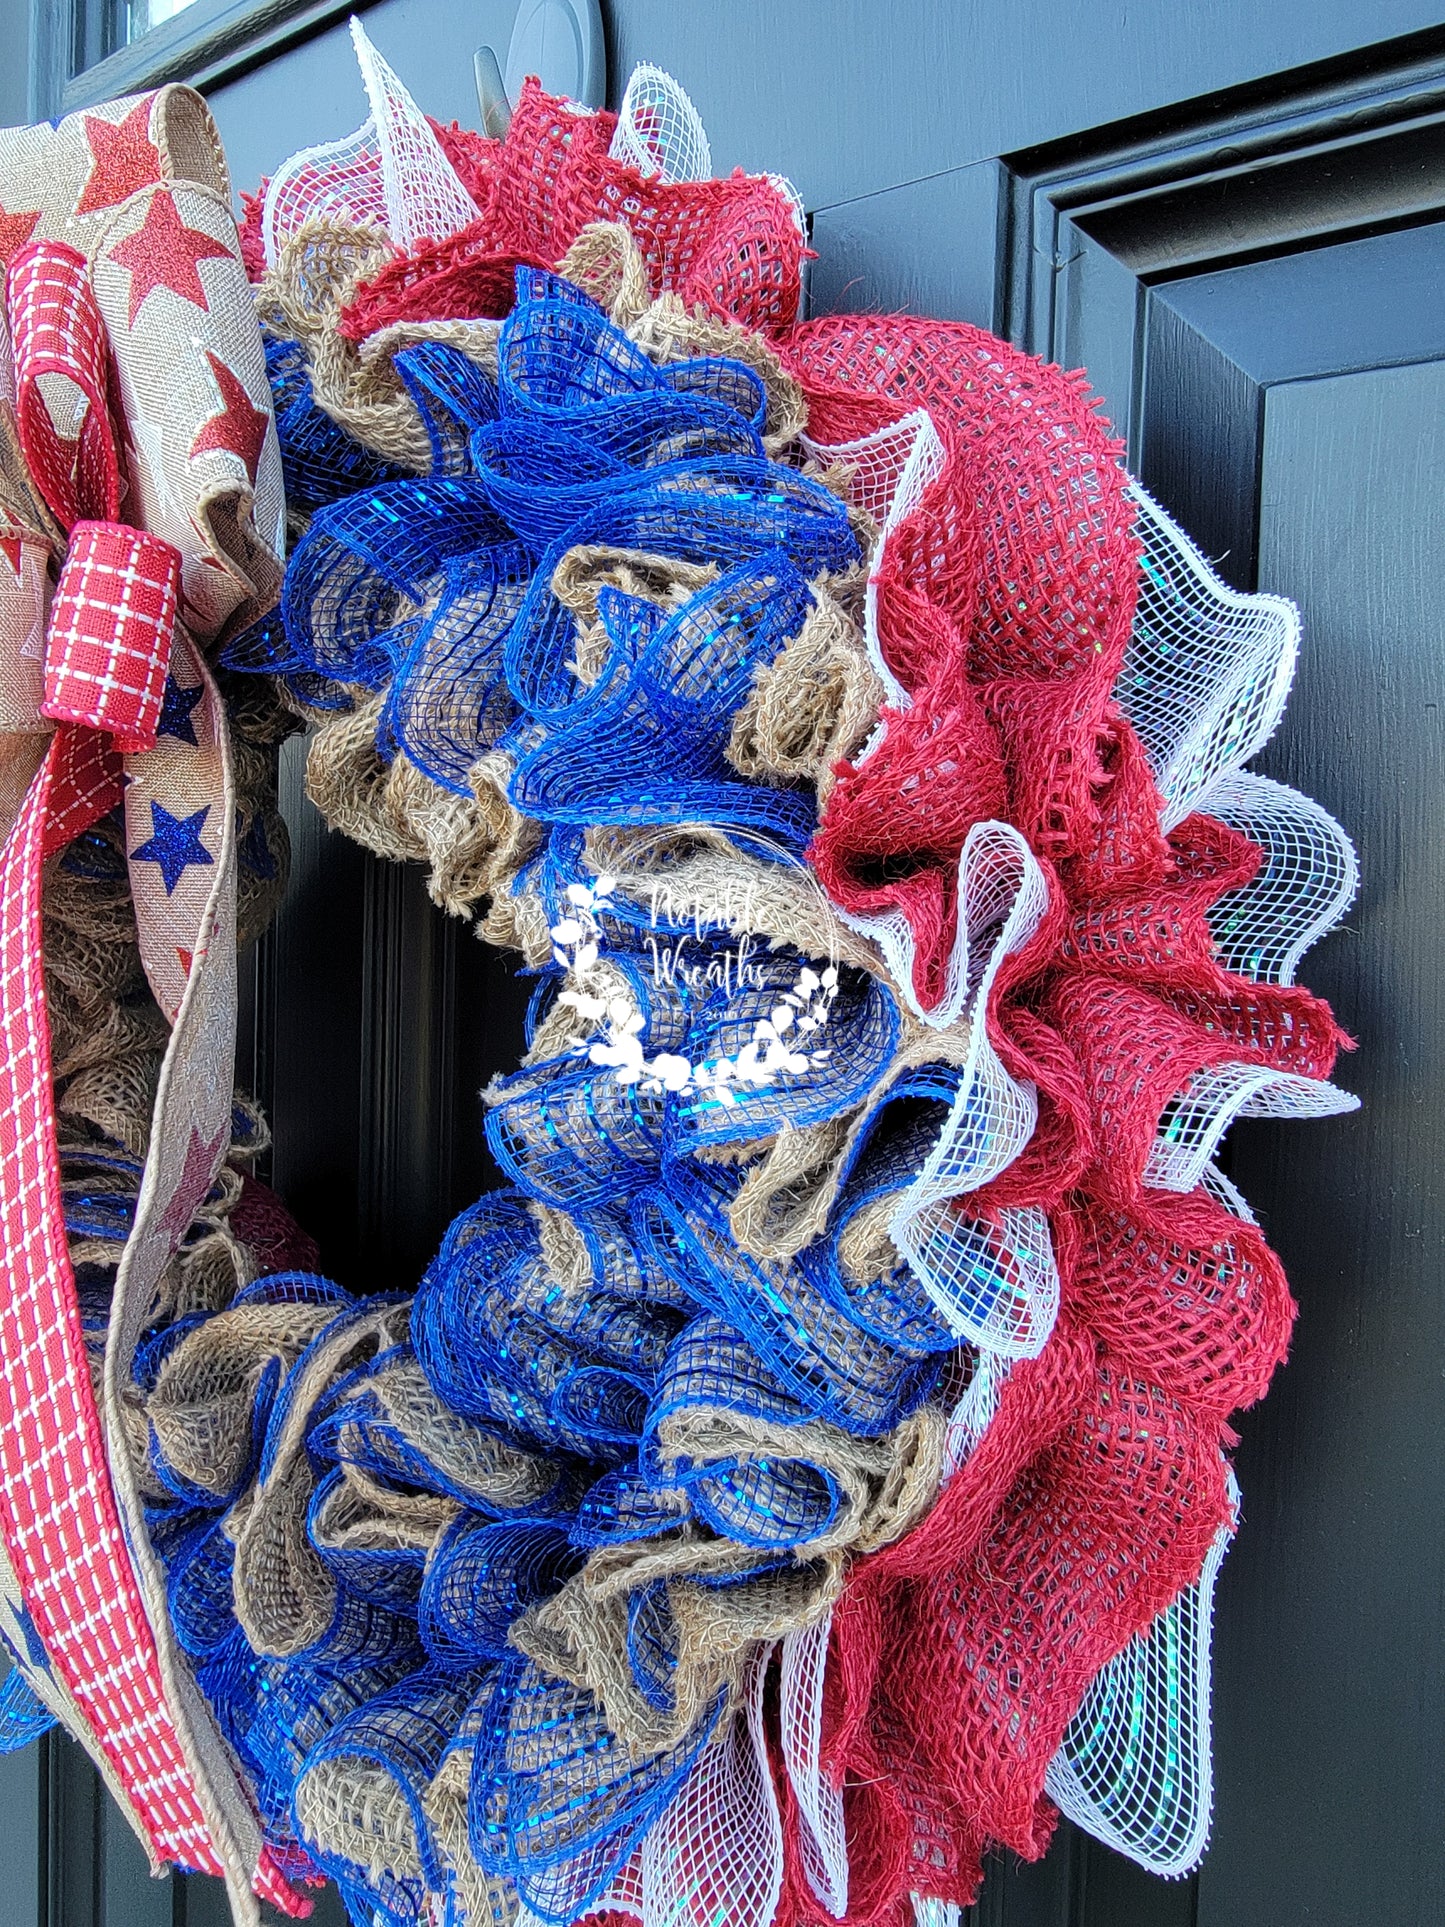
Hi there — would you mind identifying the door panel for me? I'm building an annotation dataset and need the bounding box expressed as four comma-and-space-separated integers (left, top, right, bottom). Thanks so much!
1011, 93, 1445, 1910
1202, 348, 1445, 1927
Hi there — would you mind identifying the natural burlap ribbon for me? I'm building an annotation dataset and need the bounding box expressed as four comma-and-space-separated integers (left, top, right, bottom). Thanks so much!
0, 86, 295, 1922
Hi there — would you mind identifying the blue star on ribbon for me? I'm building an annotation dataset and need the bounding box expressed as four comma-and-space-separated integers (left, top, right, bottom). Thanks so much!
130, 802, 213, 895
157, 675, 204, 745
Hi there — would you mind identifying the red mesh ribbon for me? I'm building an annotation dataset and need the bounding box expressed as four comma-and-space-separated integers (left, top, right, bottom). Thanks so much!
331, 84, 805, 341
766, 314, 1352, 1915
7, 240, 178, 754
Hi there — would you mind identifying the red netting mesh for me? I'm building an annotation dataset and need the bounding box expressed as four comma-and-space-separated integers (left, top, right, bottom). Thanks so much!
334, 84, 804, 342
776, 311, 1348, 1913
230, 1173, 322, 1275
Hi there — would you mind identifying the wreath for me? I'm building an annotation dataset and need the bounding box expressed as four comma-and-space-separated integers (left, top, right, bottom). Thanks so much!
0, 29, 1357, 1927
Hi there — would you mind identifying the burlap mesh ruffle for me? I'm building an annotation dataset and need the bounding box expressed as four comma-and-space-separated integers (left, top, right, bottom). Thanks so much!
513, 1404, 943, 1753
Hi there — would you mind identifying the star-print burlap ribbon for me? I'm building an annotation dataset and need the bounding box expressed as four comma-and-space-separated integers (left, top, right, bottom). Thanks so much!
0, 87, 297, 1921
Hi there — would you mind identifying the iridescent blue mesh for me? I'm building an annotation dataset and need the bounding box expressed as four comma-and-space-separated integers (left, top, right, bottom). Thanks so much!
507, 561, 819, 847
0, 1665, 56, 1752
168, 1517, 239, 1659
294, 1665, 486, 1899
484, 1060, 666, 1206
635, 1174, 941, 1433
569, 1468, 690, 1549
307, 1346, 574, 1515
411, 1203, 657, 1459
307, 1469, 431, 1615
642, 1315, 843, 1547
468, 1652, 724, 1916
797, 1068, 964, 1355
670, 955, 902, 1148
395, 339, 499, 476
274, 267, 858, 808
625, 1581, 678, 1714
159, 258, 980, 1920
376, 544, 528, 789
419, 1517, 581, 1670
266, 334, 410, 511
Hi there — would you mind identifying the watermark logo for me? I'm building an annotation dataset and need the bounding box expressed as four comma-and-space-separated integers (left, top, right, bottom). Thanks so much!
550, 875, 838, 1105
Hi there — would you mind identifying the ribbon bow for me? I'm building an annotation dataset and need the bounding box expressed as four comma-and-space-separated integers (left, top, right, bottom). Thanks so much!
8, 239, 180, 755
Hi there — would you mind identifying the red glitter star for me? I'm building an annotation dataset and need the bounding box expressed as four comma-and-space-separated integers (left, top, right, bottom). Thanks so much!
0, 202, 39, 269
109, 192, 233, 328
189, 351, 269, 484
0, 536, 24, 576
76, 99, 161, 217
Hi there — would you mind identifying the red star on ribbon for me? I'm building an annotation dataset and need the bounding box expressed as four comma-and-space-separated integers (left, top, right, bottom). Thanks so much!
157, 1124, 226, 1247
0, 536, 24, 577
75, 99, 162, 217
188, 351, 269, 484
0, 202, 39, 269
109, 192, 233, 329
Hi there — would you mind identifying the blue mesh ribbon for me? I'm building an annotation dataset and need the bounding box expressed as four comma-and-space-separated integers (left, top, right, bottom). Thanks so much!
419, 1516, 581, 1671
162, 258, 972, 1915
0, 1665, 56, 1753
468, 1652, 725, 1919
273, 269, 858, 797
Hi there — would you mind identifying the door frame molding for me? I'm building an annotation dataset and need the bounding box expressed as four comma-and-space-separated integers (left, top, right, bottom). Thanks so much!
999, 24, 1445, 384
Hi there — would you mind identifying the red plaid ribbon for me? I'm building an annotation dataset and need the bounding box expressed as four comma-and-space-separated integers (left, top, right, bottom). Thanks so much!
6, 240, 178, 754
45, 521, 179, 752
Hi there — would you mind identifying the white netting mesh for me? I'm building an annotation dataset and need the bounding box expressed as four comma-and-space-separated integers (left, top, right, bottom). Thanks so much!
886, 826, 1055, 1359
1146, 1062, 1358, 1195
1115, 483, 1300, 832
261, 20, 479, 268
911, 1902, 962, 1927
262, 119, 387, 269
1202, 771, 1359, 987
766, 173, 808, 237
608, 64, 713, 183
781, 1613, 848, 1919
804, 410, 945, 716
351, 18, 481, 248
640, 1649, 783, 1927
1201, 1160, 1258, 1226
943, 1349, 1011, 1477
1045, 1468, 1240, 1878
901, 1201, 1057, 1361
800, 418, 1057, 1365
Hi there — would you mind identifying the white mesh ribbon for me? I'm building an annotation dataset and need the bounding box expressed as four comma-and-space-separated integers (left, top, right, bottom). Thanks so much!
606, 62, 805, 230
805, 410, 1059, 1370
781, 1613, 848, 1919
804, 409, 946, 722
885, 825, 1055, 1359
261, 17, 480, 267
640, 1649, 783, 1927
1057, 474, 1357, 1871
1045, 1467, 1241, 1878
609, 64, 713, 184
1203, 770, 1360, 987
911, 1902, 962, 1927
1146, 1061, 1358, 1194
1115, 483, 1300, 832
511, 1655, 782, 1927
942, 1349, 1011, 1477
